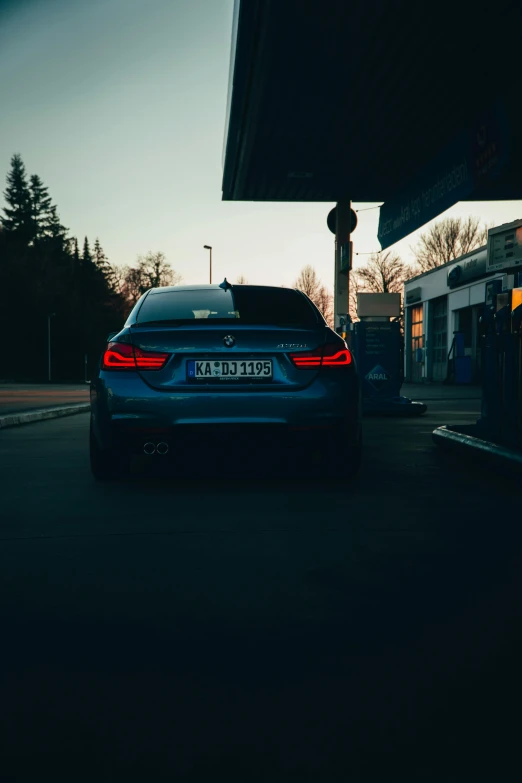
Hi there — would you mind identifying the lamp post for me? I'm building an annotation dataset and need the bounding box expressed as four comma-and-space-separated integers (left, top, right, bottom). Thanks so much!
47, 313, 55, 382
203, 245, 212, 284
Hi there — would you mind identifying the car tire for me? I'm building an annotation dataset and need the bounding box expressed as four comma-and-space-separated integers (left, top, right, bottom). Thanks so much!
90, 422, 125, 481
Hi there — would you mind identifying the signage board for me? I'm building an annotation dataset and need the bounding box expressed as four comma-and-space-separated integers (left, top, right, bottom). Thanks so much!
340, 241, 352, 273
378, 105, 509, 250
357, 292, 401, 317
327, 207, 357, 236
405, 287, 422, 305
486, 218, 522, 274
447, 248, 487, 288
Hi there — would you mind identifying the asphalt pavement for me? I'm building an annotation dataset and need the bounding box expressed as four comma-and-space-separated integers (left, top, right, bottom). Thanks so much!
1, 399, 521, 782
402, 382, 482, 400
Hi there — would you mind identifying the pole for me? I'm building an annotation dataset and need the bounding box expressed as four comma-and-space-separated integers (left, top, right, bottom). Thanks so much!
334, 201, 352, 339
48, 315, 51, 382
204, 245, 212, 284
346, 201, 352, 338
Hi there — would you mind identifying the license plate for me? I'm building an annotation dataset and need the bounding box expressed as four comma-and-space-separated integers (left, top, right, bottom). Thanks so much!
187, 360, 272, 380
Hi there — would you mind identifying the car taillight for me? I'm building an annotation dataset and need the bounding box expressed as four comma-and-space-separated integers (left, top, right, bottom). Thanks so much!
102, 342, 169, 371
290, 343, 352, 369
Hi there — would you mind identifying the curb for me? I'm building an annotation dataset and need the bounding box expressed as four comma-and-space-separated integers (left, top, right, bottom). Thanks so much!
432, 425, 522, 473
0, 403, 91, 430
414, 397, 481, 402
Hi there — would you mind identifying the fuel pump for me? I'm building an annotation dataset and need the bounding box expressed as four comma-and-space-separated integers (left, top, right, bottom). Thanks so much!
477, 275, 522, 448
434, 219, 522, 459
478, 292, 498, 434
512, 298, 522, 441
350, 293, 427, 416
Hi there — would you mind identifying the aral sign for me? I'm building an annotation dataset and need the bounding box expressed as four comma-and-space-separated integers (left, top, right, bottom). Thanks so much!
378, 106, 509, 250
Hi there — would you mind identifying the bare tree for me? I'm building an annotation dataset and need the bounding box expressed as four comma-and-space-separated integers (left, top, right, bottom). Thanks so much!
115, 251, 183, 306
411, 216, 490, 272
294, 265, 321, 302
294, 265, 333, 324
349, 273, 363, 323
107, 263, 127, 294
315, 285, 334, 326
120, 266, 146, 305
236, 274, 248, 284
353, 252, 413, 331
137, 251, 182, 289
354, 251, 411, 294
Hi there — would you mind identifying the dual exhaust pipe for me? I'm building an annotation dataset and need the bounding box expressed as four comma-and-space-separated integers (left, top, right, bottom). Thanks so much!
143, 441, 169, 455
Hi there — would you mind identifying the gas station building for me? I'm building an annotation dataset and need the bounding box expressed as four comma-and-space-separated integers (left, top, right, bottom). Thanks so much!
404, 245, 498, 384
404, 217, 522, 385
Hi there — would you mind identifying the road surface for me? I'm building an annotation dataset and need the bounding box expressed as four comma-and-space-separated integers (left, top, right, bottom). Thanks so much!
1, 399, 521, 782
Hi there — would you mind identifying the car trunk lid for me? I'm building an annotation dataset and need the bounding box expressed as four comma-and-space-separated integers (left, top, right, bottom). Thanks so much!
128, 323, 328, 391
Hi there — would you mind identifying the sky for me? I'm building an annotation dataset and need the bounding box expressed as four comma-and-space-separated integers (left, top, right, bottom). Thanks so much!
1, 0, 521, 291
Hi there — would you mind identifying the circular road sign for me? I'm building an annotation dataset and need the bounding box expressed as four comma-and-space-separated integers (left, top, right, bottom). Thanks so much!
327, 207, 358, 236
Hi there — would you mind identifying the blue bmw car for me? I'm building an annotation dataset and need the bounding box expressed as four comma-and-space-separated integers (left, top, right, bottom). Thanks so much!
89, 282, 362, 480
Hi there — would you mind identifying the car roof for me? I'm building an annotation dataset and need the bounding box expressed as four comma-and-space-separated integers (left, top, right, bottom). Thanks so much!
148, 284, 298, 294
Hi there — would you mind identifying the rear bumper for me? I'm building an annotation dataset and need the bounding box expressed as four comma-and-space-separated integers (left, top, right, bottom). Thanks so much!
91, 372, 360, 450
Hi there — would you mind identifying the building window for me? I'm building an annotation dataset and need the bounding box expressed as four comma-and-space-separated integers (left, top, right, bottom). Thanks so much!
410, 304, 423, 382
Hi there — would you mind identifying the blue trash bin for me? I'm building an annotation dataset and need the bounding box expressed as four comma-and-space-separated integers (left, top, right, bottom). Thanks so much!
455, 355, 472, 384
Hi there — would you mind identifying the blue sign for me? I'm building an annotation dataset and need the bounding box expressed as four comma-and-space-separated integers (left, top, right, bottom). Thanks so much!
340, 241, 352, 273
377, 105, 509, 250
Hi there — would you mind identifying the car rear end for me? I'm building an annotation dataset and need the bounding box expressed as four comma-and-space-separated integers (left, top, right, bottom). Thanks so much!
90, 284, 361, 476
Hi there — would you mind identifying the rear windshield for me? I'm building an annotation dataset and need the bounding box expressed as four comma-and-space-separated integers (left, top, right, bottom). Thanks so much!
135, 287, 319, 327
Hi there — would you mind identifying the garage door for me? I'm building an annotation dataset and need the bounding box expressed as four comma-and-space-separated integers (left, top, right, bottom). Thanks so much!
431, 297, 448, 382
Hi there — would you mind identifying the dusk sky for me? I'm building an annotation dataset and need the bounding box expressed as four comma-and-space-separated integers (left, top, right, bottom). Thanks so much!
1, 0, 521, 290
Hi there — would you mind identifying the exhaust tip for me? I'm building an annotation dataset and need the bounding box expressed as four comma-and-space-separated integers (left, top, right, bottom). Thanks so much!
143, 442, 156, 455
156, 441, 169, 455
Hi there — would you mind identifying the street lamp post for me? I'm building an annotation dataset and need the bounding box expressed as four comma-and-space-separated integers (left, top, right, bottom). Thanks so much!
48, 313, 56, 382
203, 245, 212, 284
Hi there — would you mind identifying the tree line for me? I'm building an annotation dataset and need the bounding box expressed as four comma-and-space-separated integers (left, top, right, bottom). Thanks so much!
0, 154, 179, 381
0, 152, 490, 380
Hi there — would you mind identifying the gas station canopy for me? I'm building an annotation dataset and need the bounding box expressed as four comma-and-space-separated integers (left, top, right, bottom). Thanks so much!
222, 0, 521, 205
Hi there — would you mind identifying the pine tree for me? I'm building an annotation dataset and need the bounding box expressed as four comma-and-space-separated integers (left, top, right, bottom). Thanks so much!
29, 174, 53, 240
46, 205, 68, 242
47, 207, 61, 244
82, 235, 109, 311
78, 236, 125, 372
93, 238, 105, 267
1, 154, 32, 241
72, 237, 80, 265
93, 237, 115, 287
82, 236, 93, 265
67, 236, 81, 287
